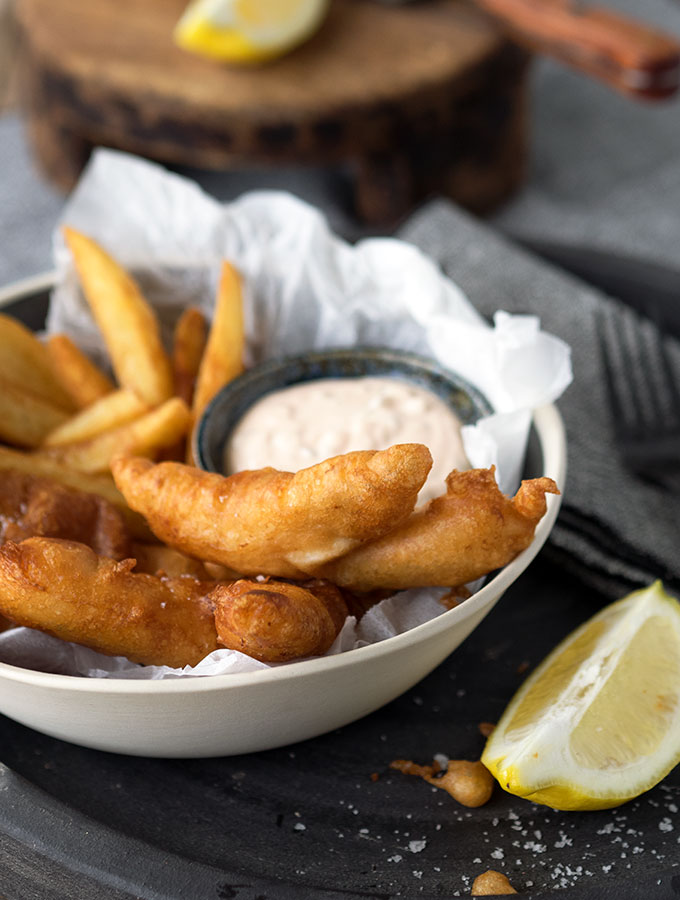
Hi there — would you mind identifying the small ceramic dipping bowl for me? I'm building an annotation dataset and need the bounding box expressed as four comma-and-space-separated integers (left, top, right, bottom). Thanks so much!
194, 346, 493, 473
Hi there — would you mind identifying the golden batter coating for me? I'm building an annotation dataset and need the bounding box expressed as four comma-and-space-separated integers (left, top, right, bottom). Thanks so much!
111, 444, 433, 578
212, 578, 349, 663
0, 537, 219, 667
314, 468, 559, 591
0, 469, 132, 559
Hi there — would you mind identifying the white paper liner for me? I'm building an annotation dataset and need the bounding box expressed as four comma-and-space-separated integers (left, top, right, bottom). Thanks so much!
0, 589, 451, 679
0, 149, 572, 680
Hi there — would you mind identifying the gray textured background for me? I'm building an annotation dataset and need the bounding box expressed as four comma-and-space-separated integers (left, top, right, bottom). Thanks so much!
2, 0, 680, 283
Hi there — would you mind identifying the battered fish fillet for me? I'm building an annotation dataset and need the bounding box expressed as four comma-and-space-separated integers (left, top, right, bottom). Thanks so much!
0, 537, 219, 667
314, 468, 559, 591
212, 578, 349, 662
0, 469, 132, 559
111, 444, 432, 578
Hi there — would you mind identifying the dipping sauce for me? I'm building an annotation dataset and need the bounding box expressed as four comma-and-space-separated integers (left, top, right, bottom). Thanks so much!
224, 376, 469, 504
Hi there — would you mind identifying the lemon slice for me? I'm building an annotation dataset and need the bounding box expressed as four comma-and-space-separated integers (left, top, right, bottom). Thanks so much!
482, 581, 680, 810
174, 0, 330, 64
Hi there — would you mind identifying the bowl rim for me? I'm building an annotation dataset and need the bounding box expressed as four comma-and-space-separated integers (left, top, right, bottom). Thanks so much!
0, 271, 57, 308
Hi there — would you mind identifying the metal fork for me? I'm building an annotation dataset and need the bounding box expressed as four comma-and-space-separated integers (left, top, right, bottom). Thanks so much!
597, 302, 680, 488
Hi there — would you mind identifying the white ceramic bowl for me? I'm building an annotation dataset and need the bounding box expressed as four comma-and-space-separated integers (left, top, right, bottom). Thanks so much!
0, 273, 566, 758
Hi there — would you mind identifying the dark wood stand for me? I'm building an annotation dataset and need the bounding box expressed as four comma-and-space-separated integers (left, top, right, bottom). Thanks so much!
16, 0, 531, 224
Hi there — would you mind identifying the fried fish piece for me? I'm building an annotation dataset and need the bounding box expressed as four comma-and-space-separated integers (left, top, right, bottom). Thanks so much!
0, 469, 132, 559
0, 537, 219, 667
0, 445, 153, 541
315, 468, 559, 592
111, 444, 432, 578
212, 578, 348, 662
0, 538, 352, 667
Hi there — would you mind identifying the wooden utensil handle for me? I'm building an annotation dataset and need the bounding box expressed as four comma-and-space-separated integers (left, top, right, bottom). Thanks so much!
475, 0, 680, 100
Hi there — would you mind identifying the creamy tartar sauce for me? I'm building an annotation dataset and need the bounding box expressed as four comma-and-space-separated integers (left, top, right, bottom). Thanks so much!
224, 376, 469, 504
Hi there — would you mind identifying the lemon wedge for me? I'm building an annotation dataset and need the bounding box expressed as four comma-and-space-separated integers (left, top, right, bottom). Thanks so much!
174, 0, 330, 64
482, 581, 680, 810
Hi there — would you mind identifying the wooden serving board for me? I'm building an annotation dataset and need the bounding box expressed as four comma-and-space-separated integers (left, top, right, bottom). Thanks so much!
16, 0, 530, 224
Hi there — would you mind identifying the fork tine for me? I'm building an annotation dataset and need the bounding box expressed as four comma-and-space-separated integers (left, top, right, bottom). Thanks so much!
639, 317, 669, 430
598, 302, 680, 482
597, 307, 642, 435
649, 302, 680, 425
597, 308, 625, 426
621, 311, 655, 434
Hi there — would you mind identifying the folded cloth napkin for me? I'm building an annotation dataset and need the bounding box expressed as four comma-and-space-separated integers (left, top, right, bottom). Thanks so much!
397, 200, 680, 600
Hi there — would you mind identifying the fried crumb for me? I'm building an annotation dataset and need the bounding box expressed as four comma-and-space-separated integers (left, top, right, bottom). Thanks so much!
370, 772, 379, 782
516, 660, 530, 675
428, 760, 494, 808
478, 721, 496, 738
390, 758, 441, 778
390, 758, 493, 808
439, 585, 472, 609
471, 869, 518, 895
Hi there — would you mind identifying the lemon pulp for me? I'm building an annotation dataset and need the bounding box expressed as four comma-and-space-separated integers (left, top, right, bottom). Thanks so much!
482, 581, 680, 810
174, 0, 330, 64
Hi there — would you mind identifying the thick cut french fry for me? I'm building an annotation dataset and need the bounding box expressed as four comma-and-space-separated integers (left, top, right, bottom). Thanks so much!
43, 388, 149, 448
44, 397, 191, 474
47, 334, 115, 409
192, 262, 245, 419
173, 307, 207, 405
63, 227, 173, 406
0, 377, 69, 448
160, 307, 208, 462
0, 314, 75, 411
0, 445, 152, 539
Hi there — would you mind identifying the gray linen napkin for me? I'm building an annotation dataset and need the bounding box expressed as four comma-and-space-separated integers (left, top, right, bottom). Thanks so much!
397, 200, 679, 599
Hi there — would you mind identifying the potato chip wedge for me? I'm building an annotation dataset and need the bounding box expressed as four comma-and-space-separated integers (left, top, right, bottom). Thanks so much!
160, 307, 208, 462
43, 389, 149, 448
45, 397, 191, 473
173, 306, 208, 405
0, 445, 151, 539
0, 377, 69, 448
0, 314, 75, 411
47, 334, 115, 409
192, 261, 245, 420
63, 227, 173, 406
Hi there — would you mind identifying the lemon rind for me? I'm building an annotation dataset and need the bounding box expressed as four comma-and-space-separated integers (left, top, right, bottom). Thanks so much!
482, 582, 680, 810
